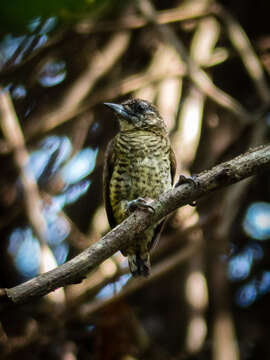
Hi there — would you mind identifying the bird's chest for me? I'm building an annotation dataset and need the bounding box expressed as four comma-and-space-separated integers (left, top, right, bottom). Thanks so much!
111, 136, 171, 201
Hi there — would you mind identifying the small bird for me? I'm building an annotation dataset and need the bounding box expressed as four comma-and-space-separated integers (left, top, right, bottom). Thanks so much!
103, 98, 176, 276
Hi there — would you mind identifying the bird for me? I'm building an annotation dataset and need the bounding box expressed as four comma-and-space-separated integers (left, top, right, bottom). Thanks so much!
103, 98, 176, 276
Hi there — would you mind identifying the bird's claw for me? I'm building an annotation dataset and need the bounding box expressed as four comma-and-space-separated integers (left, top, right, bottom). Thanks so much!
175, 174, 199, 188
127, 197, 155, 214
175, 175, 199, 207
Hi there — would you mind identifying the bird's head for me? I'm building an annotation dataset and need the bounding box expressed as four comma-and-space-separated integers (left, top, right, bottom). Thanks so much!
104, 98, 167, 134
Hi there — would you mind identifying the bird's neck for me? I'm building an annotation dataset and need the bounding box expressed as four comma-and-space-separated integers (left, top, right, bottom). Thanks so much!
115, 130, 170, 156
120, 127, 167, 137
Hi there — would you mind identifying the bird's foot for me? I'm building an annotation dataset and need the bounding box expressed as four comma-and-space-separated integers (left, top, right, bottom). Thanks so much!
175, 174, 199, 188
175, 174, 199, 207
127, 197, 155, 214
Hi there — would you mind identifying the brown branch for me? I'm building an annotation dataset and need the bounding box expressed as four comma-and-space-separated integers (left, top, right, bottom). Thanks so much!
76, 3, 210, 33
0, 143, 269, 304
0, 89, 48, 245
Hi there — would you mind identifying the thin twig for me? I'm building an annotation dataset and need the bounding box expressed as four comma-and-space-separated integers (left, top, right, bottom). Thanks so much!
213, 3, 270, 104
76, 3, 210, 33
24, 31, 130, 138
0, 143, 269, 304
137, 0, 252, 123
0, 89, 48, 245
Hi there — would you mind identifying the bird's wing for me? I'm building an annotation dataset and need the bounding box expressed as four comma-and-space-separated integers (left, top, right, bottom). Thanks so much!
149, 146, 177, 250
103, 138, 117, 229
170, 147, 177, 184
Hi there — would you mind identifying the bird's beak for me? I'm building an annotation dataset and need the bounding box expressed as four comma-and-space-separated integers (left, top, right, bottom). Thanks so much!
104, 102, 132, 121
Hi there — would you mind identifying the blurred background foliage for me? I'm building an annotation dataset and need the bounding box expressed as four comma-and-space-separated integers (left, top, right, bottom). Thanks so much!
0, 0, 270, 359
0, 0, 121, 32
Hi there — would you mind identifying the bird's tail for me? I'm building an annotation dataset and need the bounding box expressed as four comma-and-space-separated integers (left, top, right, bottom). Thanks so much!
128, 251, 151, 277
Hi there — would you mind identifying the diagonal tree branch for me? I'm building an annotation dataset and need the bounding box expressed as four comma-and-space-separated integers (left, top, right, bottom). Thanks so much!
0, 143, 269, 304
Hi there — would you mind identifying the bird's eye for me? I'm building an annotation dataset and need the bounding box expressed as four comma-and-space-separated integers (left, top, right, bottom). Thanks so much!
135, 102, 146, 113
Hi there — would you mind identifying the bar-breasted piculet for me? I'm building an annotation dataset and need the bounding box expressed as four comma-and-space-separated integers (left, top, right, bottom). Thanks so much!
103, 98, 176, 276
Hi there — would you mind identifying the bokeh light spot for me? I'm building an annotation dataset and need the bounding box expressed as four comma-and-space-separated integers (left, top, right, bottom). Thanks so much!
243, 202, 270, 240
61, 148, 98, 184
236, 282, 257, 307
8, 228, 41, 279
39, 59, 66, 87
